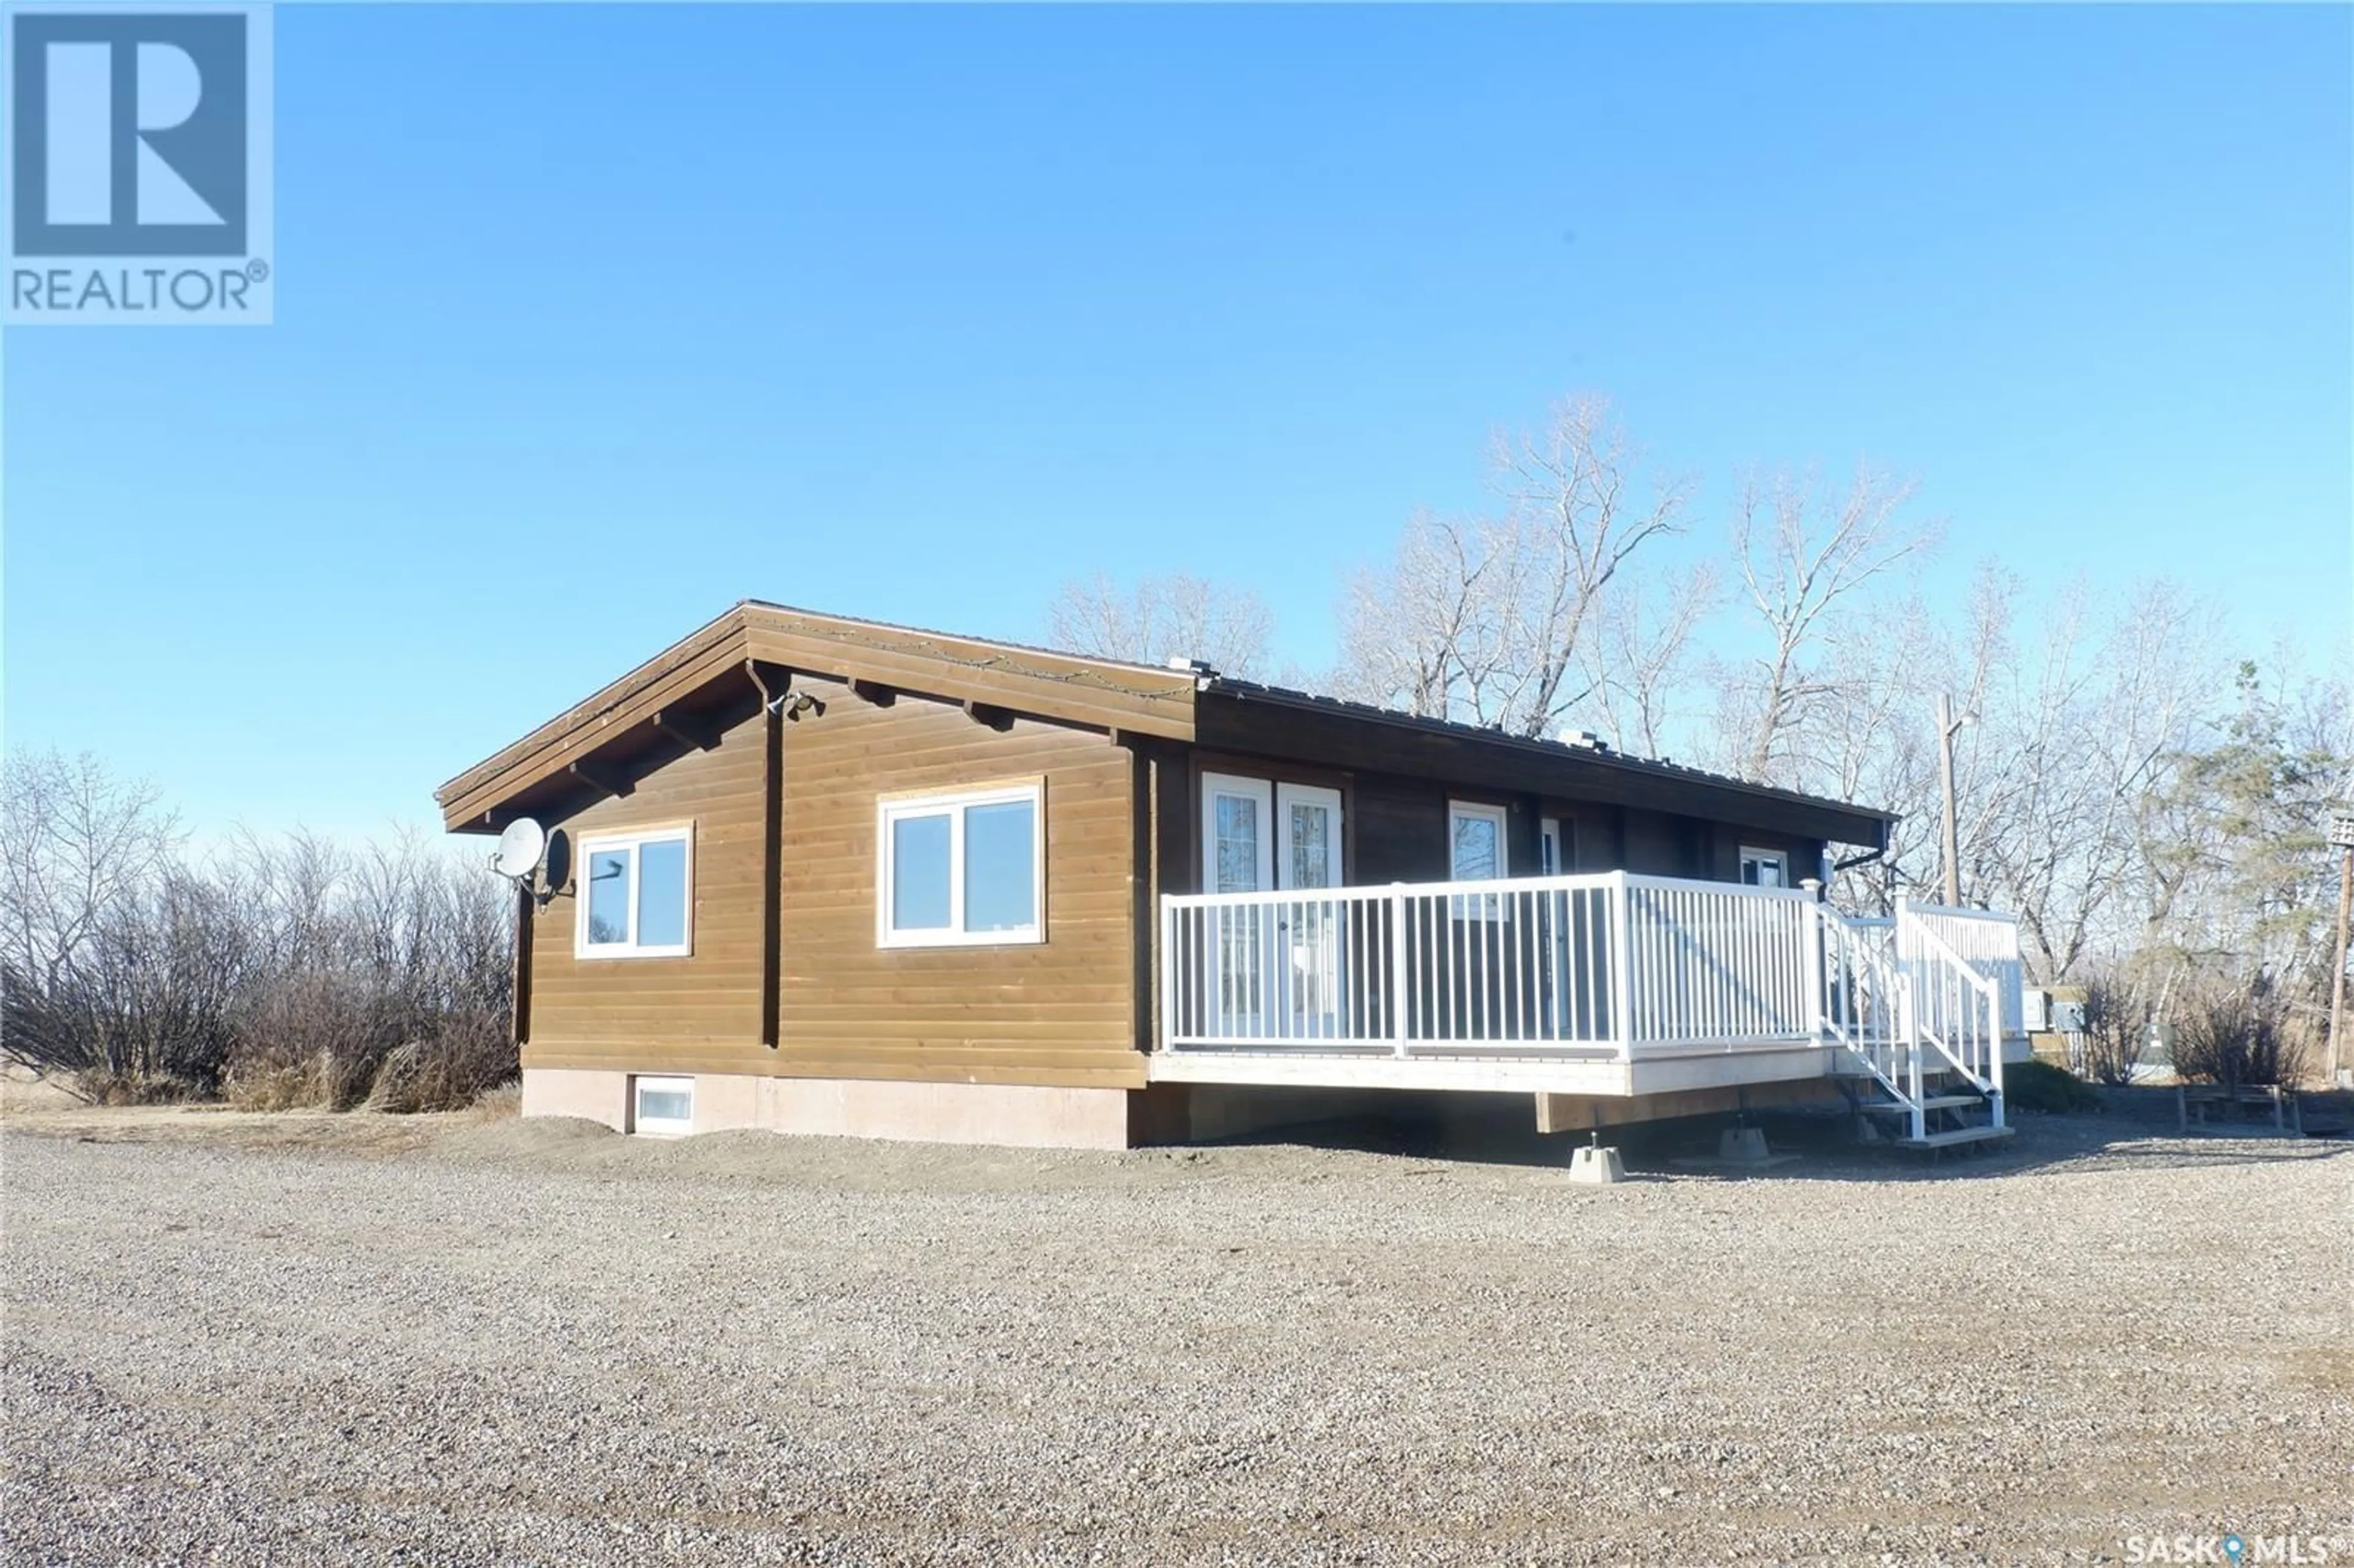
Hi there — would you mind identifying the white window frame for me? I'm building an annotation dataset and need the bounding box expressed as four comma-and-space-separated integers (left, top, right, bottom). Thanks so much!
631, 1075, 695, 1137
876, 782, 1046, 949
1739, 845, 1788, 888
1538, 816, 1567, 877
1448, 799, 1510, 921
574, 824, 695, 959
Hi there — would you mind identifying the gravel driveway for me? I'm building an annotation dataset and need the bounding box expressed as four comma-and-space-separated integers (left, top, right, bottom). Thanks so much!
3, 1111, 2348, 1565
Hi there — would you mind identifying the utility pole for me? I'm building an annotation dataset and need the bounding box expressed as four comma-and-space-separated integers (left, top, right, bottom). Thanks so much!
2329, 810, 2354, 1088
1937, 694, 1970, 907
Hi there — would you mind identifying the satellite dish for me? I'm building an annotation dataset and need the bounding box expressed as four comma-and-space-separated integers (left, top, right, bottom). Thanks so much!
541, 828, 571, 896
491, 817, 547, 882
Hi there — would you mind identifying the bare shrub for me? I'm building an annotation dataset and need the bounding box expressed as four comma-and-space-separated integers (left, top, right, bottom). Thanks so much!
226, 969, 399, 1109
7, 870, 252, 1101
2078, 970, 2157, 1086
365, 1015, 516, 1114
466, 1083, 522, 1122
2173, 976, 2307, 1089
3, 752, 512, 1111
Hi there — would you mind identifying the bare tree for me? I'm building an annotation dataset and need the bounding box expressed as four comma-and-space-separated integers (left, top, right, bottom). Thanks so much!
1338, 396, 1690, 736
1046, 572, 1274, 680
0, 750, 180, 998
1334, 512, 1512, 720
1577, 559, 1717, 758
1714, 464, 1941, 785
1964, 577, 2218, 978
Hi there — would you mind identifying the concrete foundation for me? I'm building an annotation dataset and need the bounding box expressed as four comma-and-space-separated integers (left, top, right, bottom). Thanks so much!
520, 1067, 628, 1131
520, 1068, 1133, 1150
753, 1076, 1132, 1150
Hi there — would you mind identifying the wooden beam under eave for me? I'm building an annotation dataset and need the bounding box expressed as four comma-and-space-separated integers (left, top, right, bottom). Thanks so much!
846, 677, 897, 708
652, 709, 723, 752
962, 700, 1014, 733
569, 759, 631, 799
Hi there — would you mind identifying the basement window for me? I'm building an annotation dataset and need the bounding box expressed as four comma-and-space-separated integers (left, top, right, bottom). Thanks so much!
632, 1075, 694, 1136
576, 826, 694, 958
878, 784, 1043, 947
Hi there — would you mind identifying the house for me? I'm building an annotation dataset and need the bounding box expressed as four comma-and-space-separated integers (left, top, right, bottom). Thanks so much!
436, 601, 2028, 1150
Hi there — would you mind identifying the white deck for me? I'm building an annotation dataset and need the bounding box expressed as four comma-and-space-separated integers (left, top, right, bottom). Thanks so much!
1143, 1041, 1845, 1097
1156, 872, 2027, 1138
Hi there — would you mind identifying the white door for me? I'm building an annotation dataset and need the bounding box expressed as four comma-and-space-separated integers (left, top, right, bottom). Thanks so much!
1202, 775, 1273, 1035
1276, 784, 1344, 1037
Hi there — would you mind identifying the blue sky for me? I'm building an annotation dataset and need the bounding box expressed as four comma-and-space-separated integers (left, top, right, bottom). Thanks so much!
6, 2, 2349, 840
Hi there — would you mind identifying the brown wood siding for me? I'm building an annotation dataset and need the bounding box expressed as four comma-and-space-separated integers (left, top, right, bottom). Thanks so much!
1622, 808, 1701, 878
777, 696, 1143, 1090
522, 712, 773, 1076
1350, 775, 1450, 884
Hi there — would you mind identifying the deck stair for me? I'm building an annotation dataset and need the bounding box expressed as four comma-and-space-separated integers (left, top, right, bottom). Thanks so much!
1821, 900, 2021, 1149
1853, 1083, 2013, 1150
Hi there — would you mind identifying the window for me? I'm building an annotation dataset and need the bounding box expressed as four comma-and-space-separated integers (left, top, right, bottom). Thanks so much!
1740, 847, 1787, 888
576, 826, 693, 958
1450, 801, 1508, 880
1538, 816, 1572, 877
1449, 801, 1509, 919
878, 784, 1043, 946
632, 1075, 693, 1136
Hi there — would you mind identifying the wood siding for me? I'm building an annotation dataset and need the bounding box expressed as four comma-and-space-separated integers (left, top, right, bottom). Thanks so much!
1178, 762, 1806, 892
777, 692, 1143, 1090
523, 711, 772, 1076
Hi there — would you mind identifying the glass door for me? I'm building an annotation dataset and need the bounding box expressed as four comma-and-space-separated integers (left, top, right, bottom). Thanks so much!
1201, 774, 1273, 1037
1276, 784, 1344, 1038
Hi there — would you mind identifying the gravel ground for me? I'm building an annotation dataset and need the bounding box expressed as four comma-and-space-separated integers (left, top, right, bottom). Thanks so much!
2, 1107, 2348, 1566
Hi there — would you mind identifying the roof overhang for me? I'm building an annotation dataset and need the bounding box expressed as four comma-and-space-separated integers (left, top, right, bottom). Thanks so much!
1194, 684, 1894, 850
433, 602, 1198, 833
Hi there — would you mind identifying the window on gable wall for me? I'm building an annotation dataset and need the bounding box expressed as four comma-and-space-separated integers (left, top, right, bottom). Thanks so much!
576, 827, 694, 958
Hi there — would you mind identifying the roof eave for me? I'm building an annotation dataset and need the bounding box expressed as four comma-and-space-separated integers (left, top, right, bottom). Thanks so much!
1201, 682, 1896, 845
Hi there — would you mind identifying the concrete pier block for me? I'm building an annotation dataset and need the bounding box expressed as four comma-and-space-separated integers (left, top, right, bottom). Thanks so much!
1718, 1125, 1774, 1166
1568, 1144, 1626, 1184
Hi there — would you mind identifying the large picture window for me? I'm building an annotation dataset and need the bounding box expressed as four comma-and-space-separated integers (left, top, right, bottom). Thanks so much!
877, 784, 1044, 948
576, 826, 694, 959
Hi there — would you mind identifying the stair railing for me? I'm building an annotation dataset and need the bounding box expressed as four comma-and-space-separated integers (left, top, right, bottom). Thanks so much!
1894, 899, 2006, 1130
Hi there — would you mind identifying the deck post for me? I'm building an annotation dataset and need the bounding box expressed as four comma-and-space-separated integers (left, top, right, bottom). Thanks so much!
1607, 872, 1633, 1062
1388, 888, 1412, 1059
1157, 899, 1178, 1054
1802, 898, 1826, 1043
1984, 970, 2006, 1131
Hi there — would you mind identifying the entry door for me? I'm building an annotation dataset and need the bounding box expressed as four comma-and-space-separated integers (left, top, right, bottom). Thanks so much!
1198, 776, 1346, 1039
1202, 775, 1274, 1035
1276, 784, 1345, 1038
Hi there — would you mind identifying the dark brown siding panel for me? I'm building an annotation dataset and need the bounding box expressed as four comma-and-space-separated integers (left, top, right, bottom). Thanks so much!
523, 710, 772, 1075
1352, 776, 1448, 884
777, 699, 1143, 1090
1621, 809, 1691, 878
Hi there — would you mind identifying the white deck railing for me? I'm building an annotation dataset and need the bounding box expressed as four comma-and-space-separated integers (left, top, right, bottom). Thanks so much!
1898, 899, 2026, 1039
1159, 872, 1830, 1062
1157, 875, 2023, 1111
